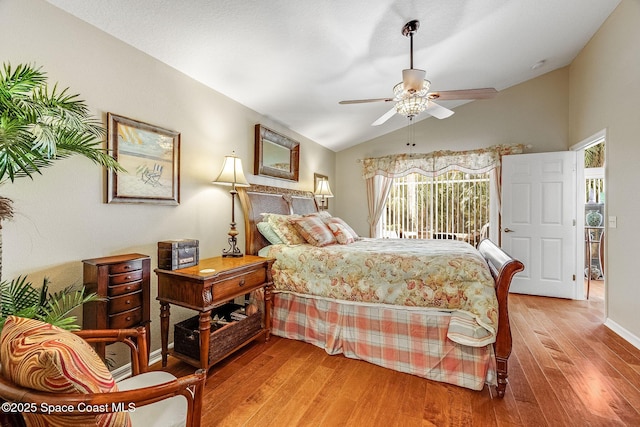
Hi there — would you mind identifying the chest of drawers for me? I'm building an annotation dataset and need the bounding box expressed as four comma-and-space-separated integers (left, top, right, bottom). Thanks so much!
82, 253, 150, 358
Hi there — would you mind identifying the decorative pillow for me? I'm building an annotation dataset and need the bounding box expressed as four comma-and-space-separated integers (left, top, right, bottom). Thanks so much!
326, 222, 356, 244
0, 316, 131, 427
323, 217, 360, 244
257, 221, 284, 245
289, 215, 337, 247
263, 213, 306, 245
305, 210, 332, 219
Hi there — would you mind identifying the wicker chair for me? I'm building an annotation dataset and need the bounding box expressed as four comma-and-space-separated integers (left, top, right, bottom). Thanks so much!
0, 320, 205, 427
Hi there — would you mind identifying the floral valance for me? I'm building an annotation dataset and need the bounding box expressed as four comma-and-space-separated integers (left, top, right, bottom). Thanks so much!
361, 144, 526, 179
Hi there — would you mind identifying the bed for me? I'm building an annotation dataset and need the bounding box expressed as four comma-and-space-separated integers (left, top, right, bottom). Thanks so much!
238, 184, 523, 397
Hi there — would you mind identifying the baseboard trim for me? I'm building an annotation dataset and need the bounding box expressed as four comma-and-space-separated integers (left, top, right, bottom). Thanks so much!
112, 342, 173, 382
604, 318, 640, 350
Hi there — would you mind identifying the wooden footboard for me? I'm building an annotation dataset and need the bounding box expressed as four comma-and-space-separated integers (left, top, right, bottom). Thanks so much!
477, 238, 524, 398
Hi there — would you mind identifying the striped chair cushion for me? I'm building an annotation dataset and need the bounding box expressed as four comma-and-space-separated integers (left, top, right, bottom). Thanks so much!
0, 316, 131, 427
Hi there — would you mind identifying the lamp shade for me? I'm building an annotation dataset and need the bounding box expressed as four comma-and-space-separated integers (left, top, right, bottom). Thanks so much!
314, 179, 334, 198
213, 152, 250, 187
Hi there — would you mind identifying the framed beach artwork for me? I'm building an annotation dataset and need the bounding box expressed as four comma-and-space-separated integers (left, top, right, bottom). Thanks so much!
106, 113, 180, 205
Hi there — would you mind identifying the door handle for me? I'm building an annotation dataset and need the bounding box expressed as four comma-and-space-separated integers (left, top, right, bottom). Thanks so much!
504, 228, 515, 233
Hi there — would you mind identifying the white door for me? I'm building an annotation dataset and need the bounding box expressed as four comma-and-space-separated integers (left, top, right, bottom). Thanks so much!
502, 152, 577, 298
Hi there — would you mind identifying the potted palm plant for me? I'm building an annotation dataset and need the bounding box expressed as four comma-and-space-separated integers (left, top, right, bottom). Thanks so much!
0, 62, 123, 326
0, 276, 99, 331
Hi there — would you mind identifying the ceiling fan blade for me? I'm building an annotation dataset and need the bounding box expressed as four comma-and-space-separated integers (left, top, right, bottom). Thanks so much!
372, 107, 397, 126
339, 97, 393, 105
428, 88, 498, 101
425, 101, 454, 119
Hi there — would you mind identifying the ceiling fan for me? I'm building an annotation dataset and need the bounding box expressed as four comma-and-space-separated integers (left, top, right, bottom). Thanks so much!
339, 20, 498, 126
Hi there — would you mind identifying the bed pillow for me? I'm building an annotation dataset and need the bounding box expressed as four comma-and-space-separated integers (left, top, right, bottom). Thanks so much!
304, 210, 332, 219
257, 221, 284, 245
325, 221, 356, 244
263, 213, 306, 245
0, 316, 131, 426
323, 217, 360, 244
289, 215, 337, 247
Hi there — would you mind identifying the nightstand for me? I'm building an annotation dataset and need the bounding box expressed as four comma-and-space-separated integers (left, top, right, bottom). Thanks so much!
155, 255, 274, 371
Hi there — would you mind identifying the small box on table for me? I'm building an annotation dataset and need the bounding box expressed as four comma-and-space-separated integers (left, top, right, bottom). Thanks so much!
157, 239, 199, 270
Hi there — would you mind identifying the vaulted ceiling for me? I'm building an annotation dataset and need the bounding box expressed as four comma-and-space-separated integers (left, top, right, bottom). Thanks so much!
46, 0, 620, 151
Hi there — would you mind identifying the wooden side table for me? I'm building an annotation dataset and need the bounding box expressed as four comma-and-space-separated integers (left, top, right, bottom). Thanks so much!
155, 255, 274, 370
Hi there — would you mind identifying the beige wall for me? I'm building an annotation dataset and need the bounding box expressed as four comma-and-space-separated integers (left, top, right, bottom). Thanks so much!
334, 67, 571, 235
569, 0, 640, 340
0, 0, 334, 360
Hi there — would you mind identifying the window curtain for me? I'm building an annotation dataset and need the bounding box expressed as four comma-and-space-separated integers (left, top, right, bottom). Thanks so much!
361, 144, 525, 237
366, 175, 393, 237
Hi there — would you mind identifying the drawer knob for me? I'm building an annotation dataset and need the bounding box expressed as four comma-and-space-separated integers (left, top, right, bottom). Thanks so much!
125, 275, 131, 280
125, 300, 131, 305
126, 316, 131, 321
125, 286, 131, 291
238, 279, 246, 287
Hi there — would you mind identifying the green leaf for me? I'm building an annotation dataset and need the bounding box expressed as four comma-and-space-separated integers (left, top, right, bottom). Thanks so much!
40, 287, 102, 330
0, 276, 41, 317
0, 276, 103, 331
0, 62, 125, 183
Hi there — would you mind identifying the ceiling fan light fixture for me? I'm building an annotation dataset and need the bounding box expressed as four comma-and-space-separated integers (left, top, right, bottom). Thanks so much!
393, 79, 431, 99
338, 18, 496, 127
402, 69, 427, 92
395, 96, 428, 117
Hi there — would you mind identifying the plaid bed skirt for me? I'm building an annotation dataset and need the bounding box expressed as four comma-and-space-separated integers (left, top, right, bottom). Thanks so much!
272, 292, 496, 391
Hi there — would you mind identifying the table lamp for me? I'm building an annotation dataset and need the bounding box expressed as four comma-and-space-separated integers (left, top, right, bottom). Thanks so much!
213, 152, 250, 257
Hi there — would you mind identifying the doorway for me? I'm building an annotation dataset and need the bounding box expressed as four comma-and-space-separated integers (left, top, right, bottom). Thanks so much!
572, 129, 606, 301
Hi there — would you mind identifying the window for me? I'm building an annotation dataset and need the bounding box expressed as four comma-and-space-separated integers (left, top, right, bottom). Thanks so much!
381, 170, 491, 246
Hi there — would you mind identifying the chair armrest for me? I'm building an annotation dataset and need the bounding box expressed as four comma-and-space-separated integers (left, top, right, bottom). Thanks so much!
0, 370, 206, 426
74, 327, 149, 374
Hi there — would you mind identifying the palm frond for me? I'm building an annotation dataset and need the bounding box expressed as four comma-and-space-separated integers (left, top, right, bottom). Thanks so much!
0, 276, 41, 317
0, 62, 125, 183
0, 276, 102, 331
0, 196, 14, 221
39, 286, 102, 330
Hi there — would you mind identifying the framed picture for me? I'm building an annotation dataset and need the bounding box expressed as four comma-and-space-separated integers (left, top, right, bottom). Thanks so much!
254, 124, 299, 181
106, 113, 180, 205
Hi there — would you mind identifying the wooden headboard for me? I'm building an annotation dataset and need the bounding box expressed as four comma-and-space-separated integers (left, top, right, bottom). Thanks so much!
237, 185, 319, 255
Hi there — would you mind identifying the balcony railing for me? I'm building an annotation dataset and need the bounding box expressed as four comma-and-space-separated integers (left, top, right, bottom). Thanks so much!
381, 171, 490, 246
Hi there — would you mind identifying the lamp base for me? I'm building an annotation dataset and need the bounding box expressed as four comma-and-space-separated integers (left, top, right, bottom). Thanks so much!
222, 234, 243, 258
222, 251, 243, 258
222, 253, 244, 258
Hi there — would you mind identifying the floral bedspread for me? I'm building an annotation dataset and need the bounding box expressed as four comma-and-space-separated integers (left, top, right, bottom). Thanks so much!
260, 238, 499, 346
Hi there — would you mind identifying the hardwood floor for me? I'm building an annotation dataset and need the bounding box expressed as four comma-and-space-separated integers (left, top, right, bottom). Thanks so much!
154, 281, 640, 426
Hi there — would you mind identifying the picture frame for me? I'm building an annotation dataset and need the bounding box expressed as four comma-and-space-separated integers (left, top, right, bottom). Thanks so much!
106, 113, 180, 205
254, 124, 299, 182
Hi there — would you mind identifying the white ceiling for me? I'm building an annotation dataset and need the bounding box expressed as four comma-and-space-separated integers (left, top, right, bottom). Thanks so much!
46, 0, 620, 152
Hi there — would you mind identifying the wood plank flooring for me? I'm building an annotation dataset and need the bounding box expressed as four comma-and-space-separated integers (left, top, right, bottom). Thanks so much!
153, 281, 640, 426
